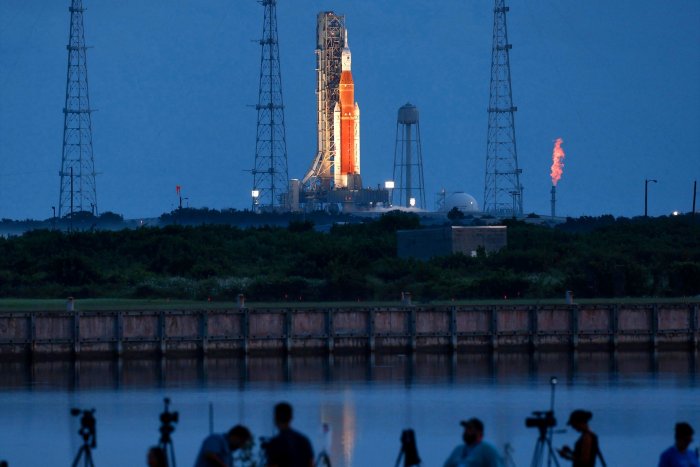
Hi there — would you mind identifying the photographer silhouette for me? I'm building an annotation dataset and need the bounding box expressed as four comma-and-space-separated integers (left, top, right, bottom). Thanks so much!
194, 425, 251, 467
557, 410, 605, 467
443, 418, 503, 467
263, 402, 314, 467
657, 422, 696, 467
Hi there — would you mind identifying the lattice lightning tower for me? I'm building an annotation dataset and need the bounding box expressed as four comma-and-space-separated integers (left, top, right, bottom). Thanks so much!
483, 0, 523, 217
251, 0, 289, 211
58, 0, 98, 217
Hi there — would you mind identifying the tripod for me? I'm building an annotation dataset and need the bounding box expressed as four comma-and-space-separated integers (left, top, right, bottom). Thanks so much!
315, 451, 332, 467
528, 377, 561, 467
158, 398, 179, 467
158, 437, 177, 467
529, 424, 560, 467
71, 437, 95, 467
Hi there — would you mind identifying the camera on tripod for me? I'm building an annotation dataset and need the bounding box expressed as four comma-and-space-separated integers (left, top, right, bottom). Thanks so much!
156, 397, 179, 467
525, 411, 557, 433
71, 408, 97, 448
525, 376, 562, 467
159, 397, 179, 443
71, 407, 97, 466
394, 429, 421, 467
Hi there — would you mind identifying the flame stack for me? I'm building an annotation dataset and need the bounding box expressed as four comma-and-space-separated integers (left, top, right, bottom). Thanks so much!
550, 138, 565, 218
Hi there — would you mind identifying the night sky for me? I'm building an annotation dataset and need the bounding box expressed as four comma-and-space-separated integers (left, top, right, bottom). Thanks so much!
1, 0, 699, 220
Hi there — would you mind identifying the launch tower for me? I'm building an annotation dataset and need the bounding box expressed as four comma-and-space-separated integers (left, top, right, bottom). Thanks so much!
483, 0, 523, 217
58, 0, 98, 218
251, 0, 289, 211
303, 12, 357, 191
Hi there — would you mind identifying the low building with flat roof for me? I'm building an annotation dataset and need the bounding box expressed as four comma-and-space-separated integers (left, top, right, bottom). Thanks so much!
397, 226, 507, 260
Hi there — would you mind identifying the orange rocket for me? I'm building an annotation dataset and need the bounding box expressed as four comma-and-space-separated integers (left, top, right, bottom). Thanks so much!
333, 30, 360, 188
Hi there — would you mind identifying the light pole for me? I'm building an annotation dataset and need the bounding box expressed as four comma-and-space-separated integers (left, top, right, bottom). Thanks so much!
645, 179, 657, 217
384, 180, 394, 207
251, 190, 260, 212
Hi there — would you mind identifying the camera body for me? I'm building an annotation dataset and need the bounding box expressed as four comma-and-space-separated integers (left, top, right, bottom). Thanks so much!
159, 398, 179, 443
525, 410, 557, 440
160, 410, 179, 425
525, 411, 556, 430
71, 408, 97, 448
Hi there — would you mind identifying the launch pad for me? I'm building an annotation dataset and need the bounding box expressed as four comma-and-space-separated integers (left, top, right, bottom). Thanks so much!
290, 11, 388, 212
288, 183, 389, 213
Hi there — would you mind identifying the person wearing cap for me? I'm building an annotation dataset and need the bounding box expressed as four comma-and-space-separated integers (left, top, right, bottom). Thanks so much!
557, 410, 602, 467
194, 425, 252, 467
443, 418, 503, 467
658, 422, 699, 467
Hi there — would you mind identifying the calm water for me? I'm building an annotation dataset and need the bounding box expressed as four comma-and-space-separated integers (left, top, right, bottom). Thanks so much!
1, 351, 698, 466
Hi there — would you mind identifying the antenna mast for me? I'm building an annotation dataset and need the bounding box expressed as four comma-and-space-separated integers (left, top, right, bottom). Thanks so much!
58, 0, 98, 218
484, 0, 523, 217
251, 0, 290, 211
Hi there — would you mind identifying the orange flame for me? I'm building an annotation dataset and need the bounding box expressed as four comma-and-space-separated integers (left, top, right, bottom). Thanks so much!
550, 138, 565, 186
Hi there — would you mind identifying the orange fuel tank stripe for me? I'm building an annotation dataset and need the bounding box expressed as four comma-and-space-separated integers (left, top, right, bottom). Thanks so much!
339, 70, 355, 175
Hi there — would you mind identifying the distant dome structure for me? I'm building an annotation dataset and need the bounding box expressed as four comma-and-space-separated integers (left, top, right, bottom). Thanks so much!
443, 192, 479, 213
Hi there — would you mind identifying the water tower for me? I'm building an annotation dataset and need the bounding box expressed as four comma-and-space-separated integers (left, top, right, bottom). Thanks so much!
392, 103, 426, 209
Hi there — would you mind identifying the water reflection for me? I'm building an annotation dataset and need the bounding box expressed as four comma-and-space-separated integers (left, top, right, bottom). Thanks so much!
1, 351, 697, 391
0, 351, 697, 467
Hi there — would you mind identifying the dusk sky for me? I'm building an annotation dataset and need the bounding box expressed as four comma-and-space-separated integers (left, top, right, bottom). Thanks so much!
1, 0, 699, 220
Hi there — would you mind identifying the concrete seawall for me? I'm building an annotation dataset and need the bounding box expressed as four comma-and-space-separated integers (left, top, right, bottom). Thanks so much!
0, 302, 698, 358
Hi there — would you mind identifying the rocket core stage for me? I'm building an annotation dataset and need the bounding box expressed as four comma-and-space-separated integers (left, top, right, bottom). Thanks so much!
333, 30, 360, 189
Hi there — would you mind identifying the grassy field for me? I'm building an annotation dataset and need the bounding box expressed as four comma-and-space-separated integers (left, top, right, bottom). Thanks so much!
0, 297, 697, 312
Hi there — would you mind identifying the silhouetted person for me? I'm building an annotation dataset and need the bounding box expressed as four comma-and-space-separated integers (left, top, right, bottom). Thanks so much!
658, 422, 699, 467
194, 425, 252, 467
147, 446, 168, 467
443, 420, 472, 467
264, 402, 314, 467
558, 410, 603, 467
443, 418, 503, 467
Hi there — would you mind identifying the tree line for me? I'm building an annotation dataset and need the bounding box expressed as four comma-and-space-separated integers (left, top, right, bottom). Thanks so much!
0, 212, 697, 301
